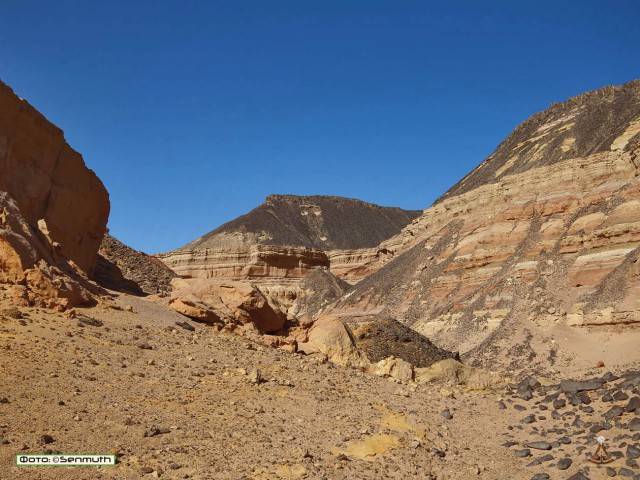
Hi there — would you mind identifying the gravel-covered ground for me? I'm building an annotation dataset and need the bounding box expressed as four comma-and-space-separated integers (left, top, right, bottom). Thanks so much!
0, 291, 638, 480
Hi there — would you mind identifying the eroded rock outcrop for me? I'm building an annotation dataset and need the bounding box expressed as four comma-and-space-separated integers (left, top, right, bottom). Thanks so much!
0, 80, 109, 275
327, 79, 640, 371
0, 80, 109, 309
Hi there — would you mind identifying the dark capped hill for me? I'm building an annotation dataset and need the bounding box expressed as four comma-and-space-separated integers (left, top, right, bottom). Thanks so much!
180, 194, 422, 251
439, 79, 640, 202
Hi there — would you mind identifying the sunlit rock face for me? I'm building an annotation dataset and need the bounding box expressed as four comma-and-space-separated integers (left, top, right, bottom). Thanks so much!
0, 80, 110, 309
0, 80, 109, 276
325, 79, 640, 368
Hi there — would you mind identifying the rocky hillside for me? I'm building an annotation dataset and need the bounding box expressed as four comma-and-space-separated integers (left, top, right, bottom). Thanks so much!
182, 194, 421, 250
327, 79, 640, 374
94, 234, 176, 296
158, 195, 421, 283
0, 79, 109, 310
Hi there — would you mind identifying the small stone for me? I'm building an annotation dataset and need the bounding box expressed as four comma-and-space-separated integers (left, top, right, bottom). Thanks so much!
606, 466, 616, 476
618, 468, 634, 477
558, 436, 571, 444
40, 434, 54, 444
440, 409, 453, 420
628, 418, 640, 432
515, 449, 531, 458
141, 466, 154, 474
558, 457, 573, 470
77, 317, 103, 327
431, 447, 446, 458
526, 441, 552, 450
626, 397, 640, 413
531, 474, 550, 480
175, 321, 196, 332
497, 401, 507, 410
614, 391, 630, 401
627, 444, 640, 460
604, 406, 624, 420
521, 415, 537, 424
137, 342, 153, 350
248, 369, 262, 385
515, 405, 528, 411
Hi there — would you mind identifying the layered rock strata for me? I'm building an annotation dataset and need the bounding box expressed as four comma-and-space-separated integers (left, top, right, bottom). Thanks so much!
158, 195, 421, 283
326, 79, 640, 369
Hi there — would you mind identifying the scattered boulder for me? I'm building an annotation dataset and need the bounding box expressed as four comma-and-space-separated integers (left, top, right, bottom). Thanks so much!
414, 358, 506, 390
297, 316, 365, 368
560, 379, 604, 394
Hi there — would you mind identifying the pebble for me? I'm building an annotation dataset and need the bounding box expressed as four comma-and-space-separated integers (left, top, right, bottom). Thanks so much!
626, 397, 640, 413
557, 457, 572, 470
440, 409, 453, 420
531, 474, 550, 480
526, 441, 552, 450
521, 415, 537, 424
515, 449, 531, 458
40, 434, 54, 444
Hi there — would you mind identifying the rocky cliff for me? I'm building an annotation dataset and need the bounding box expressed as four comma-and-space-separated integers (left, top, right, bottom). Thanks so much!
0, 80, 110, 309
158, 195, 421, 283
326, 79, 640, 372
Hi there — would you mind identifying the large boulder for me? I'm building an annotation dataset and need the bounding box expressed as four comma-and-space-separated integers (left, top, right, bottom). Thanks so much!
169, 278, 287, 333
414, 358, 507, 390
297, 315, 366, 367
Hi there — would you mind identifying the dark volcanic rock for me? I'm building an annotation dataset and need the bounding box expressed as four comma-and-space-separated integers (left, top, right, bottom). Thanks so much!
526, 441, 552, 450
561, 379, 604, 394
626, 396, 640, 413
557, 457, 573, 470
353, 318, 458, 367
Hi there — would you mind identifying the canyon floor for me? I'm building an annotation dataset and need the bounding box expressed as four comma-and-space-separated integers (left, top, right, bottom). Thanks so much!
1, 291, 638, 480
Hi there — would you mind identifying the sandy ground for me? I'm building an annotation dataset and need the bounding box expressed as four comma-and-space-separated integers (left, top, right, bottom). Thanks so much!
0, 291, 638, 480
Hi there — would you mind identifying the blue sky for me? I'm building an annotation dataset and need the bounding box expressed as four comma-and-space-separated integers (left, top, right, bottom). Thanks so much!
1, 1, 638, 253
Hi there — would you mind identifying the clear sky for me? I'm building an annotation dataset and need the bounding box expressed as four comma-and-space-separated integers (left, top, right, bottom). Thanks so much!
1, 1, 638, 253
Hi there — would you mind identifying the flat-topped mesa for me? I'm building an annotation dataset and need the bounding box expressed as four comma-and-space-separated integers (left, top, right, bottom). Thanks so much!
157, 195, 421, 282
0, 79, 110, 309
325, 79, 640, 373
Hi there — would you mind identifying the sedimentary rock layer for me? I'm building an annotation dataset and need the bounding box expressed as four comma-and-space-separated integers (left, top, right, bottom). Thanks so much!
158, 195, 421, 283
327, 79, 640, 369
